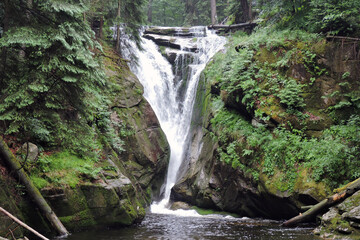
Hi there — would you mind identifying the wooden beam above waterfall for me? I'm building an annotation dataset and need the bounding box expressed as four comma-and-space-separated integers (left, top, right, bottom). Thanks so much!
208, 22, 257, 34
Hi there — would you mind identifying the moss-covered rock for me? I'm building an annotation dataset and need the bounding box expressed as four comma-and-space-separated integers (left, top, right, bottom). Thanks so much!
315, 190, 360, 239
170, 32, 360, 221
41, 178, 145, 232
0, 44, 170, 235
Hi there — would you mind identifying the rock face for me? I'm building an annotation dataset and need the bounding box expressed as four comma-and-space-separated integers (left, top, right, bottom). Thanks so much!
315, 190, 360, 239
169, 38, 359, 220
43, 48, 170, 231
0, 47, 170, 236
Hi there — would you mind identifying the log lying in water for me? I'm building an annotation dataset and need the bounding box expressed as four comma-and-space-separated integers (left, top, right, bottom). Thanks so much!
283, 178, 360, 227
0, 137, 69, 237
0, 207, 49, 240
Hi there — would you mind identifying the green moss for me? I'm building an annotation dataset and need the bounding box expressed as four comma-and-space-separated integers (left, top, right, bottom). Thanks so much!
30, 176, 49, 189
255, 48, 277, 64
30, 151, 100, 188
59, 209, 96, 230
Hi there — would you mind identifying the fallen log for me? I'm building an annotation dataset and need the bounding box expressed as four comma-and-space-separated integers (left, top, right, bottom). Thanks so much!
208, 22, 257, 32
0, 207, 49, 240
0, 137, 69, 237
283, 178, 360, 227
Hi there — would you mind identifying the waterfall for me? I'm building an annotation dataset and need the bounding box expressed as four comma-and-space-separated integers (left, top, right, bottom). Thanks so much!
124, 27, 226, 214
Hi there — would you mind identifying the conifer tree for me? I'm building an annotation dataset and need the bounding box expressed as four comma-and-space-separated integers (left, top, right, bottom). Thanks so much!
0, 0, 105, 154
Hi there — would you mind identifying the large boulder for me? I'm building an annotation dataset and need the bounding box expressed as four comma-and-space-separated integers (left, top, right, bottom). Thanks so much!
41, 174, 144, 231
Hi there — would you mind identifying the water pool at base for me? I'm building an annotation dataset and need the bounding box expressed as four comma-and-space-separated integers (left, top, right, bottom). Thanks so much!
64, 213, 320, 240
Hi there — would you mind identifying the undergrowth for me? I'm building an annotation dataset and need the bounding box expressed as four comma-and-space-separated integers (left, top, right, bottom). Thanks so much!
30, 151, 101, 189
206, 28, 360, 189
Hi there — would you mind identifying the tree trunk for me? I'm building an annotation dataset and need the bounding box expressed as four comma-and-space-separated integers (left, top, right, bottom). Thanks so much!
3, 0, 10, 33
147, 0, 153, 24
116, 0, 121, 54
248, 0, 252, 21
184, 0, 197, 26
26, 0, 33, 21
99, 15, 104, 39
210, 0, 217, 25
2, 0, 10, 69
283, 178, 360, 227
0, 137, 69, 237
240, 0, 250, 23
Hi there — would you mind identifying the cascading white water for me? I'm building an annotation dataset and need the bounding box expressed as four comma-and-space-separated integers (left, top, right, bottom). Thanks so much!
124, 27, 226, 215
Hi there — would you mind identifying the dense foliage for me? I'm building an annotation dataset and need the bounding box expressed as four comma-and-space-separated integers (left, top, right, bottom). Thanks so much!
147, 0, 229, 26
205, 29, 360, 188
0, 0, 106, 156
258, 0, 360, 36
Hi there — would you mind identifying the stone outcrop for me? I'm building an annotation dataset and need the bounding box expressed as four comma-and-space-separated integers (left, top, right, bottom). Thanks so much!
314, 190, 360, 239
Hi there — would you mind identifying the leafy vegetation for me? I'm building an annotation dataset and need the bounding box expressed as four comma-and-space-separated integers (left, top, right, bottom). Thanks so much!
30, 151, 101, 189
258, 0, 360, 37
0, 0, 106, 158
206, 28, 360, 189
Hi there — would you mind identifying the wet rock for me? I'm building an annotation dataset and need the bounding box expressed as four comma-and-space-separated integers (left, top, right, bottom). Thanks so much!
145, 26, 206, 37
170, 201, 191, 210
143, 34, 198, 52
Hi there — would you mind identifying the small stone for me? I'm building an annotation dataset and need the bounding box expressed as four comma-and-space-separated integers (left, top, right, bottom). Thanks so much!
19, 142, 39, 162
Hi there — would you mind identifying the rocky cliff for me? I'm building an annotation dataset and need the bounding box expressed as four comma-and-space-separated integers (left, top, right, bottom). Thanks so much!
168, 29, 359, 227
0, 45, 170, 236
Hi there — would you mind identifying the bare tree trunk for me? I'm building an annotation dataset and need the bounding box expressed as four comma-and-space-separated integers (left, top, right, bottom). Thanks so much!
26, 0, 33, 21
240, 0, 250, 23
0, 137, 69, 237
147, 0, 153, 24
116, 0, 121, 54
210, 0, 217, 25
184, 0, 197, 26
2, 0, 10, 68
99, 15, 104, 39
99, 2, 104, 39
3, 0, 10, 33
248, 0, 252, 21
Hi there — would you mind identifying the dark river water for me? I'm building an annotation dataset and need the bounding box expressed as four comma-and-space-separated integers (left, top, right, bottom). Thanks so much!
64, 213, 320, 240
